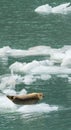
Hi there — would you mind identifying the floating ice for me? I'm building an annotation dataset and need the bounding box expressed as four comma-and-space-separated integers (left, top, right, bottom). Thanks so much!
50, 52, 65, 63
0, 96, 58, 114
23, 75, 36, 85
17, 103, 58, 113
35, 3, 71, 14
18, 89, 27, 95
0, 45, 71, 60
61, 49, 71, 67
0, 46, 11, 57
9, 60, 41, 74
2, 89, 16, 95
35, 4, 52, 14
2, 88, 27, 96
1, 45, 71, 114
0, 46, 52, 60
9, 61, 71, 75
52, 3, 71, 14
1, 45, 71, 84
0, 74, 23, 90
0, 95, 16, 111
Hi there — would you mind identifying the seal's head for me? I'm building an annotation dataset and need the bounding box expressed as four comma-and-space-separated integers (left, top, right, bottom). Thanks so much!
33, 93, 44, 100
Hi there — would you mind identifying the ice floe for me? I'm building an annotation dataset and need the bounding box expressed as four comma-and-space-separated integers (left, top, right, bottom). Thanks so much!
35, 3, 71, 14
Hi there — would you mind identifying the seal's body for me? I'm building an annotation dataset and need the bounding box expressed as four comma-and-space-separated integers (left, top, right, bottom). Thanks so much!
6, 93, 43, 105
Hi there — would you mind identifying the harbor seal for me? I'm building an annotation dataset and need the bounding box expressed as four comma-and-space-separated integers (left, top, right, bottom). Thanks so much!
6, 93, 44, 105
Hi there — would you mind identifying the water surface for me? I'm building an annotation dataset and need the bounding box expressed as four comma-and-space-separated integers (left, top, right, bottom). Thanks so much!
0, 0, 71, 130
